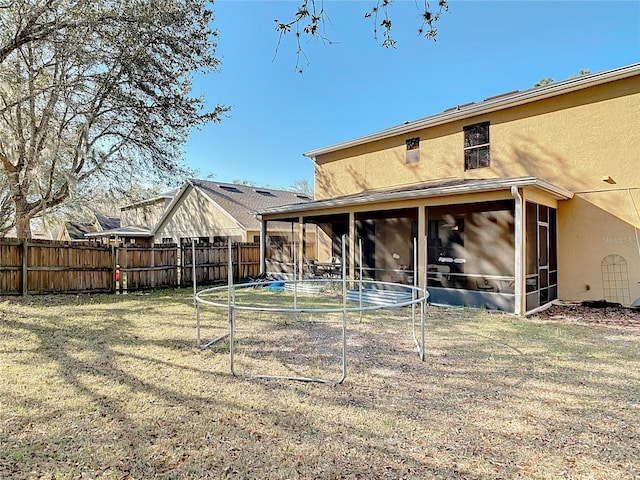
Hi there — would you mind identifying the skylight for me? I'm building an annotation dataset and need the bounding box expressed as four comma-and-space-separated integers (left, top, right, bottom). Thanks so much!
255, 190, 276, 197
219, 185, 242, 193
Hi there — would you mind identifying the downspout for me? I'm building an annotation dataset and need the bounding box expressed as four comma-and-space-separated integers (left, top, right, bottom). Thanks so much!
259, 218, 266, 275
298, 216, 304, 280
629, 188, 640, 307
511, 186, 523, 315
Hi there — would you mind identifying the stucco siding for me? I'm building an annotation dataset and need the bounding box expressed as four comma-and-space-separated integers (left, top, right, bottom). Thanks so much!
315, 78, 639, 199
155, 188, 245, 241
558, 190, 640, 305
308, 75, 640, 306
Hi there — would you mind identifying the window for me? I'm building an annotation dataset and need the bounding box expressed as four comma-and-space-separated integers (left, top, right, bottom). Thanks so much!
161, 237, 173, 244
406, 137, 420, 164
268, 235, 287, 247
463, 122, 490, 170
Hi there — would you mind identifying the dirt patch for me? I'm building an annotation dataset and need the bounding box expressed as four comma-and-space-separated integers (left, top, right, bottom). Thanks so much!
535, 301, 640, 328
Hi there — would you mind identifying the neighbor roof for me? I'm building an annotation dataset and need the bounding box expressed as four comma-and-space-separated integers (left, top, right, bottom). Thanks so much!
65, 214, 120, 240
95, 214, 121, 231
189, 179, 312, 229
304, 63, 640, 159
152, 179, 312, 234
65, 221, 98, 240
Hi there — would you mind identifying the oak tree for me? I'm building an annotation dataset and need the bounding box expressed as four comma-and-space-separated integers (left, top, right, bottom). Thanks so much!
0, 0, 226, 237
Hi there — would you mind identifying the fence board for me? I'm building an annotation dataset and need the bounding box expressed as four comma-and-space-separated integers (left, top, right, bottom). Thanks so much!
181, 243, 260, 287
0, 240, 22, 295
0, 239, 113, 295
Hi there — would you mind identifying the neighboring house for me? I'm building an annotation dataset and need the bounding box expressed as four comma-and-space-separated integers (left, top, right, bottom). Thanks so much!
258, 63, 640, 314
89, 179, 313, 250
87, 191, 177, 244
153, 179, 312, 247
59, 214, 121, 242
120, 191, 176, 231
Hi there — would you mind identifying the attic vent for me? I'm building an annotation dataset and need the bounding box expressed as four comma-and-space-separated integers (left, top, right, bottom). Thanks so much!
219, 185, 242, 193
296, 194, 310, 200
255, 190, 276, 197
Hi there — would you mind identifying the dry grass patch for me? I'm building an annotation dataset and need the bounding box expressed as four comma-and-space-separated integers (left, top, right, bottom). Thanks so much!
1, 289, 638, 479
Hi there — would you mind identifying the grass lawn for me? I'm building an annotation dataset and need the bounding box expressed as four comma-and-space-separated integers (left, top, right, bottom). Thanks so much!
1, 288, 638, 479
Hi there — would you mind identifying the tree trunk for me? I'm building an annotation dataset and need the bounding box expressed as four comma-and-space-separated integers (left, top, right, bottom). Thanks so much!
14, 210, 32, 239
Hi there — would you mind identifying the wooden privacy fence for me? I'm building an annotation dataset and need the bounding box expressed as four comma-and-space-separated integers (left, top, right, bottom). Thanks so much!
0, 239, 262, 296
116, 244, 178, 293
181, 242, 260, 287
0, 239, 114, 295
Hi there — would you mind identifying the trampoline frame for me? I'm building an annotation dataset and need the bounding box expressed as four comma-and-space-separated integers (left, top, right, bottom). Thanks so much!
195, 236, 429, 384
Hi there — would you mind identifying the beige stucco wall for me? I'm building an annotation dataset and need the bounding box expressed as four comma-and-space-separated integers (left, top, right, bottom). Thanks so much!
311, 76, 640, 305
155, 187, 245, 242
315, 78, 639, 197
558, 190, 640, 304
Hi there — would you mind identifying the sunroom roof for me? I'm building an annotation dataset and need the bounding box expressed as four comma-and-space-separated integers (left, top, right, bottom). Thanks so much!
258, 177, 573, 217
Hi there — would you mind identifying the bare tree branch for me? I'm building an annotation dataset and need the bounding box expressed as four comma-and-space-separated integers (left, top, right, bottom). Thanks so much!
275, 0, 449, 72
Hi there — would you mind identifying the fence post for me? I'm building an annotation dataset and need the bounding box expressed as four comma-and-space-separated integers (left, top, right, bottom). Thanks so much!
192, 239, 196, 305
111, 244, 116, 293
175, 244, 180, 288
179, 243, 184, 288
120, 245, 128, 294
151, 243, 156, 289
21, 238, 28, 296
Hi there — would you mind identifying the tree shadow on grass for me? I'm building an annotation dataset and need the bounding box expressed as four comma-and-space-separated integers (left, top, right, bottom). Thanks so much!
2, 294, 638, 479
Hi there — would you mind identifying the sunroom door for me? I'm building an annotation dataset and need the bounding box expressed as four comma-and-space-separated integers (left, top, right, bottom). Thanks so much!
526, 202, 558, 311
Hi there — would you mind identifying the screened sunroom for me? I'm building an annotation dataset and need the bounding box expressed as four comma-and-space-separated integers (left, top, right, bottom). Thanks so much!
258, 177, 572, 315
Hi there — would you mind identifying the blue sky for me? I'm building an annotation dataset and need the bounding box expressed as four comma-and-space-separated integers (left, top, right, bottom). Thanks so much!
185, 0, 640, 190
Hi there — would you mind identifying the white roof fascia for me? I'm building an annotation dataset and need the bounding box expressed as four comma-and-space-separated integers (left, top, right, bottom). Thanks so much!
258, 177, 573, 216
85, 227, 153, 238
304, 63, 640, 159
514, 177, 574, 199
120, 192, 175, 210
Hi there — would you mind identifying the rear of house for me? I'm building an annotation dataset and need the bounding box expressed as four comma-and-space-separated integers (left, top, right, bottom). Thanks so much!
259, 64, 640, 314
